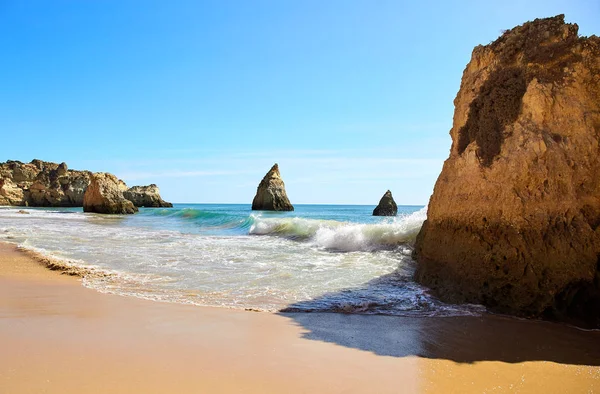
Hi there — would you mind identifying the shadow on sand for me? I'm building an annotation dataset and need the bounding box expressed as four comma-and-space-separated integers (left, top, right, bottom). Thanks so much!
278, 287, 600, 365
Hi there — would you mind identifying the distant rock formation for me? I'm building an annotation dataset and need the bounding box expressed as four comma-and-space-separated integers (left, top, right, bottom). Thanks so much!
251, 164, 294, 211
373, 190, 397, 216
0, 160, 91, 207
83, 173, 138, 214
123, 184, 173, 208
0, 159, 171, 213
414, 15, 600, 327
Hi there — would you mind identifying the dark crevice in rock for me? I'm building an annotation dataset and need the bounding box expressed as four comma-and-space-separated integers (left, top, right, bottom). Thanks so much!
457, 15, 588, 167
545, 274, 600, 329
457, 67, 527, 166
581, 204, 600, 231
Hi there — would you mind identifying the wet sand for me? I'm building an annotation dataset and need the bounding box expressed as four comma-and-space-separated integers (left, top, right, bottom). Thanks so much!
1, 242, 599, 393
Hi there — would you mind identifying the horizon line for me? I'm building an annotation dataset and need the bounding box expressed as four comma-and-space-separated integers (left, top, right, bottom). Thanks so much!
169, 202, 427, 207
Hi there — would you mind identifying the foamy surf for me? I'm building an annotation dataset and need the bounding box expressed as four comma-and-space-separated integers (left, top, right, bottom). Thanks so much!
0, 204, 484, 317
249, 207, 427, 252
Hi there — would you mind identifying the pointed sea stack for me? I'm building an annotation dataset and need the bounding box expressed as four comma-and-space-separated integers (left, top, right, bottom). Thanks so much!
413, 15, 600, 328
251, 164, 294, 211
83, 173, 138, 214
373, 190, 397, 216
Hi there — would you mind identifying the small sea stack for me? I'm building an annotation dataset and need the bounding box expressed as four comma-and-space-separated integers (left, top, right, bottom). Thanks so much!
373, 190, 397, 216
83, 173, 138, 214
123, 184, 173, 208
251, 163, 294, 211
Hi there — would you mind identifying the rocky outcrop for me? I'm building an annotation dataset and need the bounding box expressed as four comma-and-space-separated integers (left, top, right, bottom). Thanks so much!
414, 15, 600, 327
251, 164, 294, 211
83, 173, 138, 214
123, 184, 173, 208
0, 159, 171, 212
373, 190, 398, 216
0, 160, 91, 207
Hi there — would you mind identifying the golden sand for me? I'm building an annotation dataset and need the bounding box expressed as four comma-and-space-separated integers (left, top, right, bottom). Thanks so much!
0, 242, 598, 393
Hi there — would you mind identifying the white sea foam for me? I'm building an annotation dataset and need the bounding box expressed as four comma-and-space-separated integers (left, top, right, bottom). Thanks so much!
0, 205, 482, 317
250, 207, 427, 252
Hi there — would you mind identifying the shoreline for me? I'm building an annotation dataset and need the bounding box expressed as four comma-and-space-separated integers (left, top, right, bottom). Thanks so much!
1, 241, 599, 393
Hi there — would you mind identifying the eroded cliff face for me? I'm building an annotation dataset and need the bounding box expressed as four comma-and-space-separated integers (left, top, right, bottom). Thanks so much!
0, 160, 91, 207
414, 15, 600, 327
251, 164, 294, 211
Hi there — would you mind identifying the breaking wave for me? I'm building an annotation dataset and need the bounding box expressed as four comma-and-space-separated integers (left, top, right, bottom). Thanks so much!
249, 207, 427, 252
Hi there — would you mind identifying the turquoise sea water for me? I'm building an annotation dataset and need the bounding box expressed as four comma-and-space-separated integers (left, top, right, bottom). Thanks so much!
0, 204, 483, 316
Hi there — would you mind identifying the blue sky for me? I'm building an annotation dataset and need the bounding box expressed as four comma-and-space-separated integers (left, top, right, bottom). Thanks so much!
1, 1, 598, 204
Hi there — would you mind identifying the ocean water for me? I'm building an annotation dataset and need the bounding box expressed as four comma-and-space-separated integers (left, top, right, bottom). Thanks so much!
0, 204, 483, 316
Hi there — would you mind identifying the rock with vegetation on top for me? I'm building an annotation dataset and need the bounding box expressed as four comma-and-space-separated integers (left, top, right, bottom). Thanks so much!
373, 190, 398, 216
413, 15, 600, 328
251, 164, 294, 211
83, 173, 138, 214
123, 184, 173, 208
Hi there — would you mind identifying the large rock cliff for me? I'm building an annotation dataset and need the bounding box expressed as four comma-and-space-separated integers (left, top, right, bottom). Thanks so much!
251, 164, 294, 211
83, 173, 138, 214
123, 184, 173, 208
0, 160, 91, 207
414, 15, 600, 327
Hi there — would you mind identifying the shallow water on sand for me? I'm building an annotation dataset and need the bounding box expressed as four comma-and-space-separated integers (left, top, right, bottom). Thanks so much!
0, 204, 484, 316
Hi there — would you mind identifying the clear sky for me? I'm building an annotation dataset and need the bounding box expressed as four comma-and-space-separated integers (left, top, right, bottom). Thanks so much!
1, 1, 598, 204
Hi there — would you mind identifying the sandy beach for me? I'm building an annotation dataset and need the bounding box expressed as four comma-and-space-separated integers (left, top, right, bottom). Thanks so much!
0, 241, 599, 393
